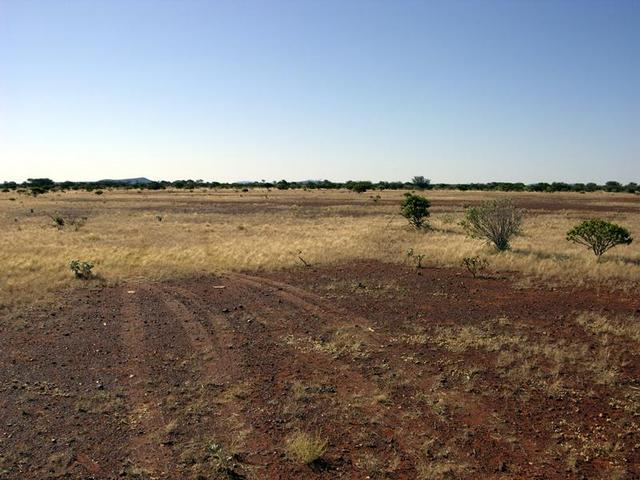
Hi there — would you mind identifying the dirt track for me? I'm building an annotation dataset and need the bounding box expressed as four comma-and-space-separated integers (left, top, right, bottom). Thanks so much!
2, 261, 639, 479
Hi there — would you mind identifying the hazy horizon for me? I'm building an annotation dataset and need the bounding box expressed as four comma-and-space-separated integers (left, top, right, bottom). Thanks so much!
2, 175, 639, 186
1, 0, 638, 184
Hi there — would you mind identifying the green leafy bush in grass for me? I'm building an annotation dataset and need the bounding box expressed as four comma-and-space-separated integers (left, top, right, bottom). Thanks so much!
401, 193, 431, 228
566, 219, 632, 258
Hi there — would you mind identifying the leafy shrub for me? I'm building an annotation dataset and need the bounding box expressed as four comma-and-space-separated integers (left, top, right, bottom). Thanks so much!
566, 219, 633, 257
400, 193, 431, 228
461, 199, 522, 251
69, 260, 94, 279
461, 256, 489, 278
285, 431, 327, 465
94, 190, 104, 195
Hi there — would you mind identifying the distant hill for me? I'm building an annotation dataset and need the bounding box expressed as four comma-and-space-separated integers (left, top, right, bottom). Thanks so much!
98, 177, 152, 185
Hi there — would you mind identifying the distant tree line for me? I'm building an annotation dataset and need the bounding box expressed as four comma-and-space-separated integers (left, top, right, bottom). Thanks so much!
1, 177, 638, 195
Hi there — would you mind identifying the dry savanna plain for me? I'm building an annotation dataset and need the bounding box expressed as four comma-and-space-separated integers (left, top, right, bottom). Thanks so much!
1, 188, 639, 479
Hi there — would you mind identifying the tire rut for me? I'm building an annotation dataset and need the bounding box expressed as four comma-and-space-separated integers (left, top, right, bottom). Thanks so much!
119, 287, 190, 478
218, 273, 415, 476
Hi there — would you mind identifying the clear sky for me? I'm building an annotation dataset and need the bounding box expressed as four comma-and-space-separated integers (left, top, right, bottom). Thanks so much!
1, 0, 638, 183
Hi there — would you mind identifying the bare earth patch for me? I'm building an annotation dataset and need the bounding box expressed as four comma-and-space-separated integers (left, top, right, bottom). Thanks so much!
1, 261, 639, 479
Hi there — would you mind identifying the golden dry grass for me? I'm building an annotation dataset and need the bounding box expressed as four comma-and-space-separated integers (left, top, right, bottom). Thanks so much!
284, 431, 328, 465
575, 311, 640, 343
1, 188, 638, 311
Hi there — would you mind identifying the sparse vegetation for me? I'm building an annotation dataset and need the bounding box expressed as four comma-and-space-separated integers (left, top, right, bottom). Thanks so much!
575, 311, 640, 342
461, 199, 522, 251
3, 188, 639, 479
461, 256, 488, 278
406, 248, 426, 269
50, 214, 87, 231
1, 189, 639, 312
401, 193, 431, 228
566, 219, 633, 258
285, 431, 327, 465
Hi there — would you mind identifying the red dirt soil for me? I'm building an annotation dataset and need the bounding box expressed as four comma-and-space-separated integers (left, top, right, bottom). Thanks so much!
1, 261, 639, 479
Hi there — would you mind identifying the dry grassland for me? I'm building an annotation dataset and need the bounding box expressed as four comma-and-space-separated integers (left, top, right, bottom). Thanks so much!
1, 188, 638, 311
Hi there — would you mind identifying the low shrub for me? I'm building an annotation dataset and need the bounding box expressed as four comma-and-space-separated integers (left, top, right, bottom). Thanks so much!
461, 256, 489, 278
566, 219, 632, 258
69, 260, 94, 279
461, 199, 522, 251
401, 193, 431, 228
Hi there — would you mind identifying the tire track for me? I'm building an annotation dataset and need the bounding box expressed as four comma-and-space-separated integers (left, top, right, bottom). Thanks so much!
227, 272, 379, 341
121, 289, 190, 479
215, 273, 415, 477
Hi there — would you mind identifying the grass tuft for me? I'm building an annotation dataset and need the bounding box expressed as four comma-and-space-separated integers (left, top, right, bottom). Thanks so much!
285, 431, 328, 465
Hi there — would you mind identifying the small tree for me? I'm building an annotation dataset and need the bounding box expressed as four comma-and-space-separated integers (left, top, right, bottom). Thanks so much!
461, 199, 522, 251
412, 176, 431, 189
566, 219, 632, 258
400, 193, 430, 228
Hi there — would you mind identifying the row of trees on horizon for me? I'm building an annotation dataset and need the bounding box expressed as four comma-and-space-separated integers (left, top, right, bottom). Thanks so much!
2, 176, 639, 195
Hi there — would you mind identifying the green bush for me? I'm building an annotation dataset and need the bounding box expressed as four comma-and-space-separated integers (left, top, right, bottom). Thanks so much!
566, 219, 632, 257
69, 260, 94, 279
400, 193, 431, 228
461, 199, 522, 251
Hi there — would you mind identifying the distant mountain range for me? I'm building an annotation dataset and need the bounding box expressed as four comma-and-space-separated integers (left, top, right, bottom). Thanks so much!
97, 177, 152, 185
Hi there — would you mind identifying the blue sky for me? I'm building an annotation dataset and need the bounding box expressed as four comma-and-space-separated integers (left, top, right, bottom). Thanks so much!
1, 0, 638, 183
